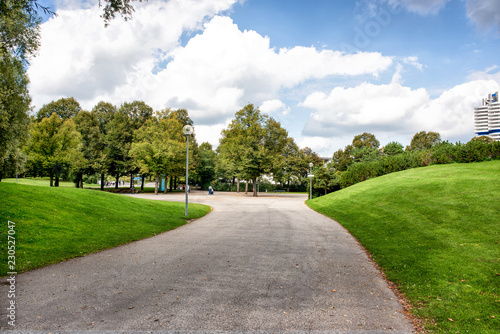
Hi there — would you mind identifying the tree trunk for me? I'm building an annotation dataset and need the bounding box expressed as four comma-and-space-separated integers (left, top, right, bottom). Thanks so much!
164, 175, 168, 194
169, 176, 173, 192
130, 173, 134, 189
55, 174, 60, 187
50, 172, 54, 187
115, 176, 119, 189
236, 179, 240, 192
154, 174, 159, 195
141, 175, 145, 190
100, 173, 105, 191
245, 180, 248, 194
79, 175, 83, 188
252, 178, 258, 197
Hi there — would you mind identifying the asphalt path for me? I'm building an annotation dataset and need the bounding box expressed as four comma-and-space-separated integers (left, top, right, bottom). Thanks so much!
2, 191, 415, 333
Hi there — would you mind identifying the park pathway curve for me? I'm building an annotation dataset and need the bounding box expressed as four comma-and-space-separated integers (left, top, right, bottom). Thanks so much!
8, 191, 415, 333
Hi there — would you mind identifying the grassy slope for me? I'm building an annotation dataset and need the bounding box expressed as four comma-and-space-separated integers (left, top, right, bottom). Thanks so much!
308, 161, 499, 333
0, 182, 211, 274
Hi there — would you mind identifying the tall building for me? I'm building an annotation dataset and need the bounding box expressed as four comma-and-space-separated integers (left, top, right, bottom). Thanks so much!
474, 92, 500, 141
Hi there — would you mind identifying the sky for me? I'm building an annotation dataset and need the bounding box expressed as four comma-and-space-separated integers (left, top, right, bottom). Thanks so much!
28, 0, 500, 156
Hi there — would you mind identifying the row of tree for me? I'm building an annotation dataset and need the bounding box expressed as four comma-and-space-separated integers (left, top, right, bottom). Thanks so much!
9, 99, 323, 196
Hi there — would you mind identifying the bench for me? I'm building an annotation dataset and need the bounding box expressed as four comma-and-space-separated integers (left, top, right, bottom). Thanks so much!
273, 189, 286, 192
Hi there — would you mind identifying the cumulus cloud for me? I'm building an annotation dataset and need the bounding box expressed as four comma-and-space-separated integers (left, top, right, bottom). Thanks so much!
260, 100, 291, 116
29, 6, 393, 128
29, 0, 240, 108
300, 77, 500, 151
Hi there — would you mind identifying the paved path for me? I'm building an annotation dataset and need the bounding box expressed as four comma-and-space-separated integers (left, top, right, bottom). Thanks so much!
4, 191, 415, 333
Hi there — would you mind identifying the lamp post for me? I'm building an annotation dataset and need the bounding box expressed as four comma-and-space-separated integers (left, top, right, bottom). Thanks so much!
308, 162, 314, 200
183, 124, 194, 216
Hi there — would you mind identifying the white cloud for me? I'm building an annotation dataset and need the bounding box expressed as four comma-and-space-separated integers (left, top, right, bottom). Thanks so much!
300, 77, 500, 153
260, 99, 291, 116
402, 56, 423, 71
28, 0, 240, 110
28, 5, 393, 149
296, 136, 341, 158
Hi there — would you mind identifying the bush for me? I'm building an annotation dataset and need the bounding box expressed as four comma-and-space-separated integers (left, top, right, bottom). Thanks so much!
431, 142, 458, 164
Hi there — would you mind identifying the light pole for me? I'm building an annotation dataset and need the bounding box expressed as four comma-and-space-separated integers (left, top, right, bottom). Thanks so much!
183, 124, 194, 216
308, 162, 314, 200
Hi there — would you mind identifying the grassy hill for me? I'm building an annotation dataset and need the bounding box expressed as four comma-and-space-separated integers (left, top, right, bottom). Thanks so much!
0, 182, 211, 275
308, 161, 499, 333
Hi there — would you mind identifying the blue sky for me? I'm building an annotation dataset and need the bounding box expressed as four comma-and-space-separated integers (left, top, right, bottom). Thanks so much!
28, 0, 500, 156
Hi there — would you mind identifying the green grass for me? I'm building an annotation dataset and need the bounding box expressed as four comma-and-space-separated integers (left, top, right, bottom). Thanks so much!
308, 161, 500, 333
0, 182, 211, 275
3, 177, 83, 187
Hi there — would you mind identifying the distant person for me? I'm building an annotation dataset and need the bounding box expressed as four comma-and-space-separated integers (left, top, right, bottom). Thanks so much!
208, 186, 214, 195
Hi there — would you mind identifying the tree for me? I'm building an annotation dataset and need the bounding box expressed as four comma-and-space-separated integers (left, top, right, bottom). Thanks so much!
99, 0, 147, 26
130, 115, 184, 194
272, 137, 304, 191
332, 146, 354, 172
218, 104, 288, 196
112, 101, 153, 188
408, 131, 441, 151
105, 109, 133, 188
0, 1, 41, 64
25, 113, 82, 186
36, 97, 82, 121
73, 110, 104, 188
313, 164, 339, 195
352, 132, 380, 149
0, 54, 31, 181
194, 142, 217, 189
157, 108, 195, 192
0, 0, 40, 181
383, 141, 404, 156
351, 132, 381, 162
470, 135, 494, 143
91, 101, 117, 189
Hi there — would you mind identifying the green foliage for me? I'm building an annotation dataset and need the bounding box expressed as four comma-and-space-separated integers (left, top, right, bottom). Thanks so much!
217, 104, 289, 196
99, 0, 145, 26
25, 113, 83, 186
194, 142, 217, 189
383, 141, 404, 155
308, 161, 500, 332
36, 97, 82, 121
0, 53, 30, 180
313, 165, 339, 195
92, 101, 117, 135
408, 131, 442, 151
129, 114, 185, 194
0, 0, 41, 63
352, 132, 380, 149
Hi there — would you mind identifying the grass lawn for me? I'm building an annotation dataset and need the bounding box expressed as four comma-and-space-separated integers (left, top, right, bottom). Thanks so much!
308, 161, 499, 333
0, 182, 211, 275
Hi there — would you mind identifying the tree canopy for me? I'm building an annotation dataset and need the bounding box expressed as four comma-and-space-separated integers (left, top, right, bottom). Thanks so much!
218, 104, 289, 196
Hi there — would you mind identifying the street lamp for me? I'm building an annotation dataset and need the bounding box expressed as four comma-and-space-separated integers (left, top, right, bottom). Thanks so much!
183, 124, 194, 216
308, 162, 314, 200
